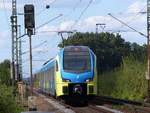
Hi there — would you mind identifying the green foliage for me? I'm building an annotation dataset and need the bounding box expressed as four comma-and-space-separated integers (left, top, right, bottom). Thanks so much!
0, 84, 23, 113
58, 32, 146, 73
0, 60, 11, 85
98, 57, 147, 101
0, 60, 23, 113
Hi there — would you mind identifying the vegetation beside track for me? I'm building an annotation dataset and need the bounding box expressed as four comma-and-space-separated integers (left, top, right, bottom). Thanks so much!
0, 84, 23, 113
0, 60, 23, 113
98, 57, 147, 101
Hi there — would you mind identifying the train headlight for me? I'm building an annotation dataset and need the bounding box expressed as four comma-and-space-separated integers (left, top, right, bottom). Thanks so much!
85, 78, 93, 82
63, 79, 71, 82
73, 84, 82, 94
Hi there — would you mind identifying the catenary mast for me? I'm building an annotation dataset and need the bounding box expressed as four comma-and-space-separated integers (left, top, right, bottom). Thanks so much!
11, 0, 18, 88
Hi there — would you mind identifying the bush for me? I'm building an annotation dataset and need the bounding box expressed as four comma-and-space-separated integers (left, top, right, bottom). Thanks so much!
98, 57, 147, 101
0, 84, 23, 113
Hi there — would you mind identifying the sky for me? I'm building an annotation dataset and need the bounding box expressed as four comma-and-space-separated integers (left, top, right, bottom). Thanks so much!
0, 0, 147, 77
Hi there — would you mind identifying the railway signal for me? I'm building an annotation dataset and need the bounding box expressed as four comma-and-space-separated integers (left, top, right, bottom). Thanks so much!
24, 4, 35, 36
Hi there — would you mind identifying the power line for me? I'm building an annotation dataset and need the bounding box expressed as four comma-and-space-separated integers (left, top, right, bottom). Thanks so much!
110, 11, 147, 16
36, 14, 63, 30
49, 0, 57, 6
22, 40, 47, 55
57, 0, 82, 31
105, 29, 137, 33
119, 4, 147, 29
70, 0, 94, 29
36, 30, 76, 33
62, 0, 82, 18
36, 0, 57, 16
43, 0, 57, 6
73, 0, 82, 11
22, 59, 47, 63
108, 13, 147, 38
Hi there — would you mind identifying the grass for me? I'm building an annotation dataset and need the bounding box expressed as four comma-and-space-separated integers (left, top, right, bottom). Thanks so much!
98, 57, 147, 101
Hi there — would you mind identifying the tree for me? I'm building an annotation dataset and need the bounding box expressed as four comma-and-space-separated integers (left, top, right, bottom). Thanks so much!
0, 60, 11, 85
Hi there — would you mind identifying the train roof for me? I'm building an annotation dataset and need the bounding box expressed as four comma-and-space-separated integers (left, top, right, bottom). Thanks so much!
36, 58, 56, 74
64, 46, 89, 52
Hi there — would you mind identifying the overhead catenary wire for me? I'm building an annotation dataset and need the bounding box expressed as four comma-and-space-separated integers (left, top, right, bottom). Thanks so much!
57, 0, 83, 31
36, 14, 63, 30
36, 0, 57, 16
36, 29, 76, 34
62, 0, 82, 18
22, 40, 47, 55
43, 0, 57, 6
119, 4, 147, 29
49, 0, 57, 6
73, 0, 82, 11
70, 0, 94, 29
22, 59, 47, 63
108, 13, 147, 38
105, 29, 136, 33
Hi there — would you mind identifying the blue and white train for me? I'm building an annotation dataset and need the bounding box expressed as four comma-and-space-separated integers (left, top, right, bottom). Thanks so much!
34, 46, 97, 100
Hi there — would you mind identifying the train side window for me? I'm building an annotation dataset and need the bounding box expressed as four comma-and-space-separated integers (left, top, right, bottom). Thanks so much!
56, 61, 58, 71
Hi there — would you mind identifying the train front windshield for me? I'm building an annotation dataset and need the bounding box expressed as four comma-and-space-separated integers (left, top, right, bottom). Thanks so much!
63, 50, 91, 73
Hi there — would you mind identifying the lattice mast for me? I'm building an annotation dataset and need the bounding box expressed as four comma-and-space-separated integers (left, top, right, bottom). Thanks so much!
11, 0, 19, 82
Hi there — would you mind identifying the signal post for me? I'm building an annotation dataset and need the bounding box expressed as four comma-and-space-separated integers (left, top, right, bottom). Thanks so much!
24, 4, 37, 110
24, 4, 35, 96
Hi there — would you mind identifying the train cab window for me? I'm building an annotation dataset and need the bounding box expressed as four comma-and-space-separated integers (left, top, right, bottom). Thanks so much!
56, 61, 58, 71
63, 48, 91, 73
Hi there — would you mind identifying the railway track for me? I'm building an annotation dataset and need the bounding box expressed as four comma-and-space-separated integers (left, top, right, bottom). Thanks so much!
33, 89, 122, 113
59, 99, 121, 113
90, 96, 150, 113
59, 100, 121, 113
91, 96, 145, 106
33, 88, 150, 113
67, 105, 116, 113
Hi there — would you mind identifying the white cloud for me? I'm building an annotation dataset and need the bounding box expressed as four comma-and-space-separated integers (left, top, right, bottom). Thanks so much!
127, 1, 146, 13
